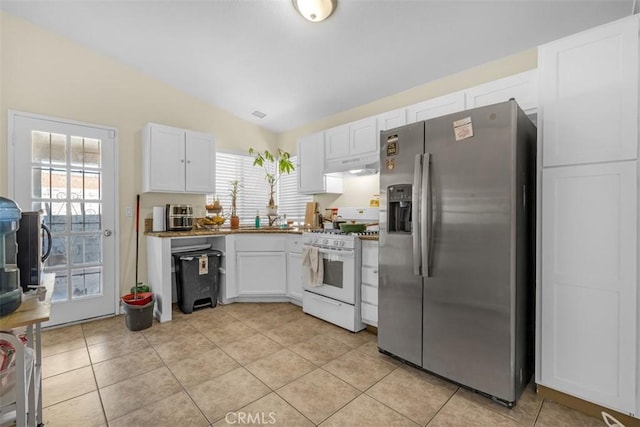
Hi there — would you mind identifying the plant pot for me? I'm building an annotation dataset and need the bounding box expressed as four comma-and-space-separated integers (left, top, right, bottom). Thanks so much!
230, 215, 240, 229
266, 205, 278, 216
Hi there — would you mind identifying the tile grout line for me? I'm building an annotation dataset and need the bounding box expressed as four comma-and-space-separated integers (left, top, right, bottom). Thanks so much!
81, 321, 111, 426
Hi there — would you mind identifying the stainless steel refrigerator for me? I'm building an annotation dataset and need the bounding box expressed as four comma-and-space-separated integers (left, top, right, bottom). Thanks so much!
378, 100, 536, 406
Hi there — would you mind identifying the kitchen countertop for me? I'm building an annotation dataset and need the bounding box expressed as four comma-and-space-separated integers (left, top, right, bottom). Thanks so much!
145, 227, 307, 238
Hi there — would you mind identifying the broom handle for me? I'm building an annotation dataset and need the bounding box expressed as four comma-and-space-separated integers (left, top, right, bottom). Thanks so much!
135, 194, 140, 296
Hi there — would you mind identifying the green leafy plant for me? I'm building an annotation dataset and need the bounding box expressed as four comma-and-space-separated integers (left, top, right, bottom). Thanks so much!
248, 148, 295, 209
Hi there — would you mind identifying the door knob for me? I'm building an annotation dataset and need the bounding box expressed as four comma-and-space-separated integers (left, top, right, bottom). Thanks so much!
104, 229, 113, 237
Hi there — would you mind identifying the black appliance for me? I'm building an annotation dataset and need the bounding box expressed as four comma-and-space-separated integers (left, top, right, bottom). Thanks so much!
16, 211, 52, 292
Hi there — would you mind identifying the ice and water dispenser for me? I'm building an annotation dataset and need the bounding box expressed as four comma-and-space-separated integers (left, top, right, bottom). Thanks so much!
387, 184, 412, 233
0, 197, 22, 316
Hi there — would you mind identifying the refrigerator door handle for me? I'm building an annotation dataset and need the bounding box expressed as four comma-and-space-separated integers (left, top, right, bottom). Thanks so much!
412, 154, 422, 276
422, 153, 431, 277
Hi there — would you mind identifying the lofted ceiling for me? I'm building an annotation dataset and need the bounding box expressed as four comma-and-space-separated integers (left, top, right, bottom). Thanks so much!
0, 0, 635, 133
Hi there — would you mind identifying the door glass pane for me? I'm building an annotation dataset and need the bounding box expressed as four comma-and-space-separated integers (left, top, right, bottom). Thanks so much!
69, 170, 101, 200
48, 236, 68, 267
70, 203, 102, 231
31, 131, 66, 165
71, 136, 101, 168
71, 267, 102, 298
52, 272, 68, 302
28, 130, 105, 305
70, 234, 102, 265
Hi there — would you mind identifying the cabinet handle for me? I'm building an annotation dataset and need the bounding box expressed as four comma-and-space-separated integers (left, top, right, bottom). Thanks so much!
187, 160, 191, 164
180, 159, 185, 163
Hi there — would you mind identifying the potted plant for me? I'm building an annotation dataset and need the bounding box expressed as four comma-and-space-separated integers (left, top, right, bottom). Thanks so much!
230, 180, 241, 229
248, 148, 295, 216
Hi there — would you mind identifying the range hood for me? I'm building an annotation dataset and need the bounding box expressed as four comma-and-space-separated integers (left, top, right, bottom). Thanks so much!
325, 151, 379, 176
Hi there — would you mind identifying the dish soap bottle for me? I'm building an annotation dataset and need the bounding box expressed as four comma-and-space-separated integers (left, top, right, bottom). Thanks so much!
255, 210, 260, 229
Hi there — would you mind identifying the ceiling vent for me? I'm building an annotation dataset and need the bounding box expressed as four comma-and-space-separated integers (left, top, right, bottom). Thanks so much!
251, 110, 267, 119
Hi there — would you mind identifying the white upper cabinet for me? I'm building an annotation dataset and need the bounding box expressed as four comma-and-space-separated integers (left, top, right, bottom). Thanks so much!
406, 92, 465, 124
376, 108, 407, 132
297, 131, 343, 194
350, 117, 378, 156
142, 123, 215, 193
465, 70, 538, 114
325, 124, 350, 160
325, 117, 377, 160
539, 16, 638, 166
184, 130, 216, 194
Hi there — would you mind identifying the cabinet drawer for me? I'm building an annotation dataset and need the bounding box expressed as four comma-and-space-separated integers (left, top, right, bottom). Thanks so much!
286, 236, 303, 253
235, 235, 286, 252
361, 284, 378, 305
361, 266, 378, 286
361, 302, 378, 326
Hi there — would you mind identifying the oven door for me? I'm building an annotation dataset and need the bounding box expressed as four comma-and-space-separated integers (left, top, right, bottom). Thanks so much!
302, 246, 356, 304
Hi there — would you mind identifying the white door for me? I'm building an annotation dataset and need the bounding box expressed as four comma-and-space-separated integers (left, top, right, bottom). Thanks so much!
9, 112, 118, 327
297, 132, 326, 194
184, 130, 215, 194
349, 117, 377, 156
539, 15, 638, 167
540, 161, 637, 413
324, 124, 350, 159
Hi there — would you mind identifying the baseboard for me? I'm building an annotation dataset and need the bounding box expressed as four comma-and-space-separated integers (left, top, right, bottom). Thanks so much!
537, 385, 639, 427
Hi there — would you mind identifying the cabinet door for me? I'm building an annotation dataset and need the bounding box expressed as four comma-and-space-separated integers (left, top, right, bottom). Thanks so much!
287, 252, 303, 301
325, 124, 350, 160
350, 117, 377, 156
539, 15, 638, 166
185, 131, 215, 193
376, 108, 407, 132
406, 92, 465, 124
148, 124, 185, 192
298, 132, 327, 194
236, 252, 287, 296
540, 161, 636, 413
465, 70, 538, 114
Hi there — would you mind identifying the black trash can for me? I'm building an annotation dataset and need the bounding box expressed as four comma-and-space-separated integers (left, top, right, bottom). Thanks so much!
173, 250, 222, 314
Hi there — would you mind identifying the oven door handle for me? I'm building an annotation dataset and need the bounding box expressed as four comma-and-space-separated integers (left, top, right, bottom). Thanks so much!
303, 246, 355, 258
318, 248, 354, 257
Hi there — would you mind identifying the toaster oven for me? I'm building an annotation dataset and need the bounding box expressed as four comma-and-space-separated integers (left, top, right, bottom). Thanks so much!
166, 204, 194, 231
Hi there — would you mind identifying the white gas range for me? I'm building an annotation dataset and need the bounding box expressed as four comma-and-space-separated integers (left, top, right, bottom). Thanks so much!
301, 207, 379, 332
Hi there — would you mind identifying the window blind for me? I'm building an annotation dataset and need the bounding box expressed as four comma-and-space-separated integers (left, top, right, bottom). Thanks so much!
278, 159, 313, 224
212, 152, 311, 226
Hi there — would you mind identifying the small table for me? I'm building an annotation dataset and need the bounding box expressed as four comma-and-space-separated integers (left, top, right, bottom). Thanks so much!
0, 274, 54, 427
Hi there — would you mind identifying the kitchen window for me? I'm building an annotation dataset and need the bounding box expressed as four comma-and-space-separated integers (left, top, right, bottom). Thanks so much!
211, 151, 311, 226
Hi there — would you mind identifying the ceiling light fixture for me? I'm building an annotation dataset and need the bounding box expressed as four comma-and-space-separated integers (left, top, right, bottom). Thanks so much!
292, 0, 337, 23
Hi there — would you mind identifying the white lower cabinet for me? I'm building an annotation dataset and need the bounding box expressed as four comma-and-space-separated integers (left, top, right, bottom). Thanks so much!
540, 161, 637, 414
361, 240, 379, 327
235, 235, 287, 297
287, 235, 303, 304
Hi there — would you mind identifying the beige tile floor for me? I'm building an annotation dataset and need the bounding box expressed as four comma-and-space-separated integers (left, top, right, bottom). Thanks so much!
39, 302, 606, 426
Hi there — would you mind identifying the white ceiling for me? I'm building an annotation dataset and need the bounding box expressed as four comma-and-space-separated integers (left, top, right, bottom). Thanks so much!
1, 0, 635, 133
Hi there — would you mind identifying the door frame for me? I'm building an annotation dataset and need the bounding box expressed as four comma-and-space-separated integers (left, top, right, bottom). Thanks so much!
7, 110, 120, 322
